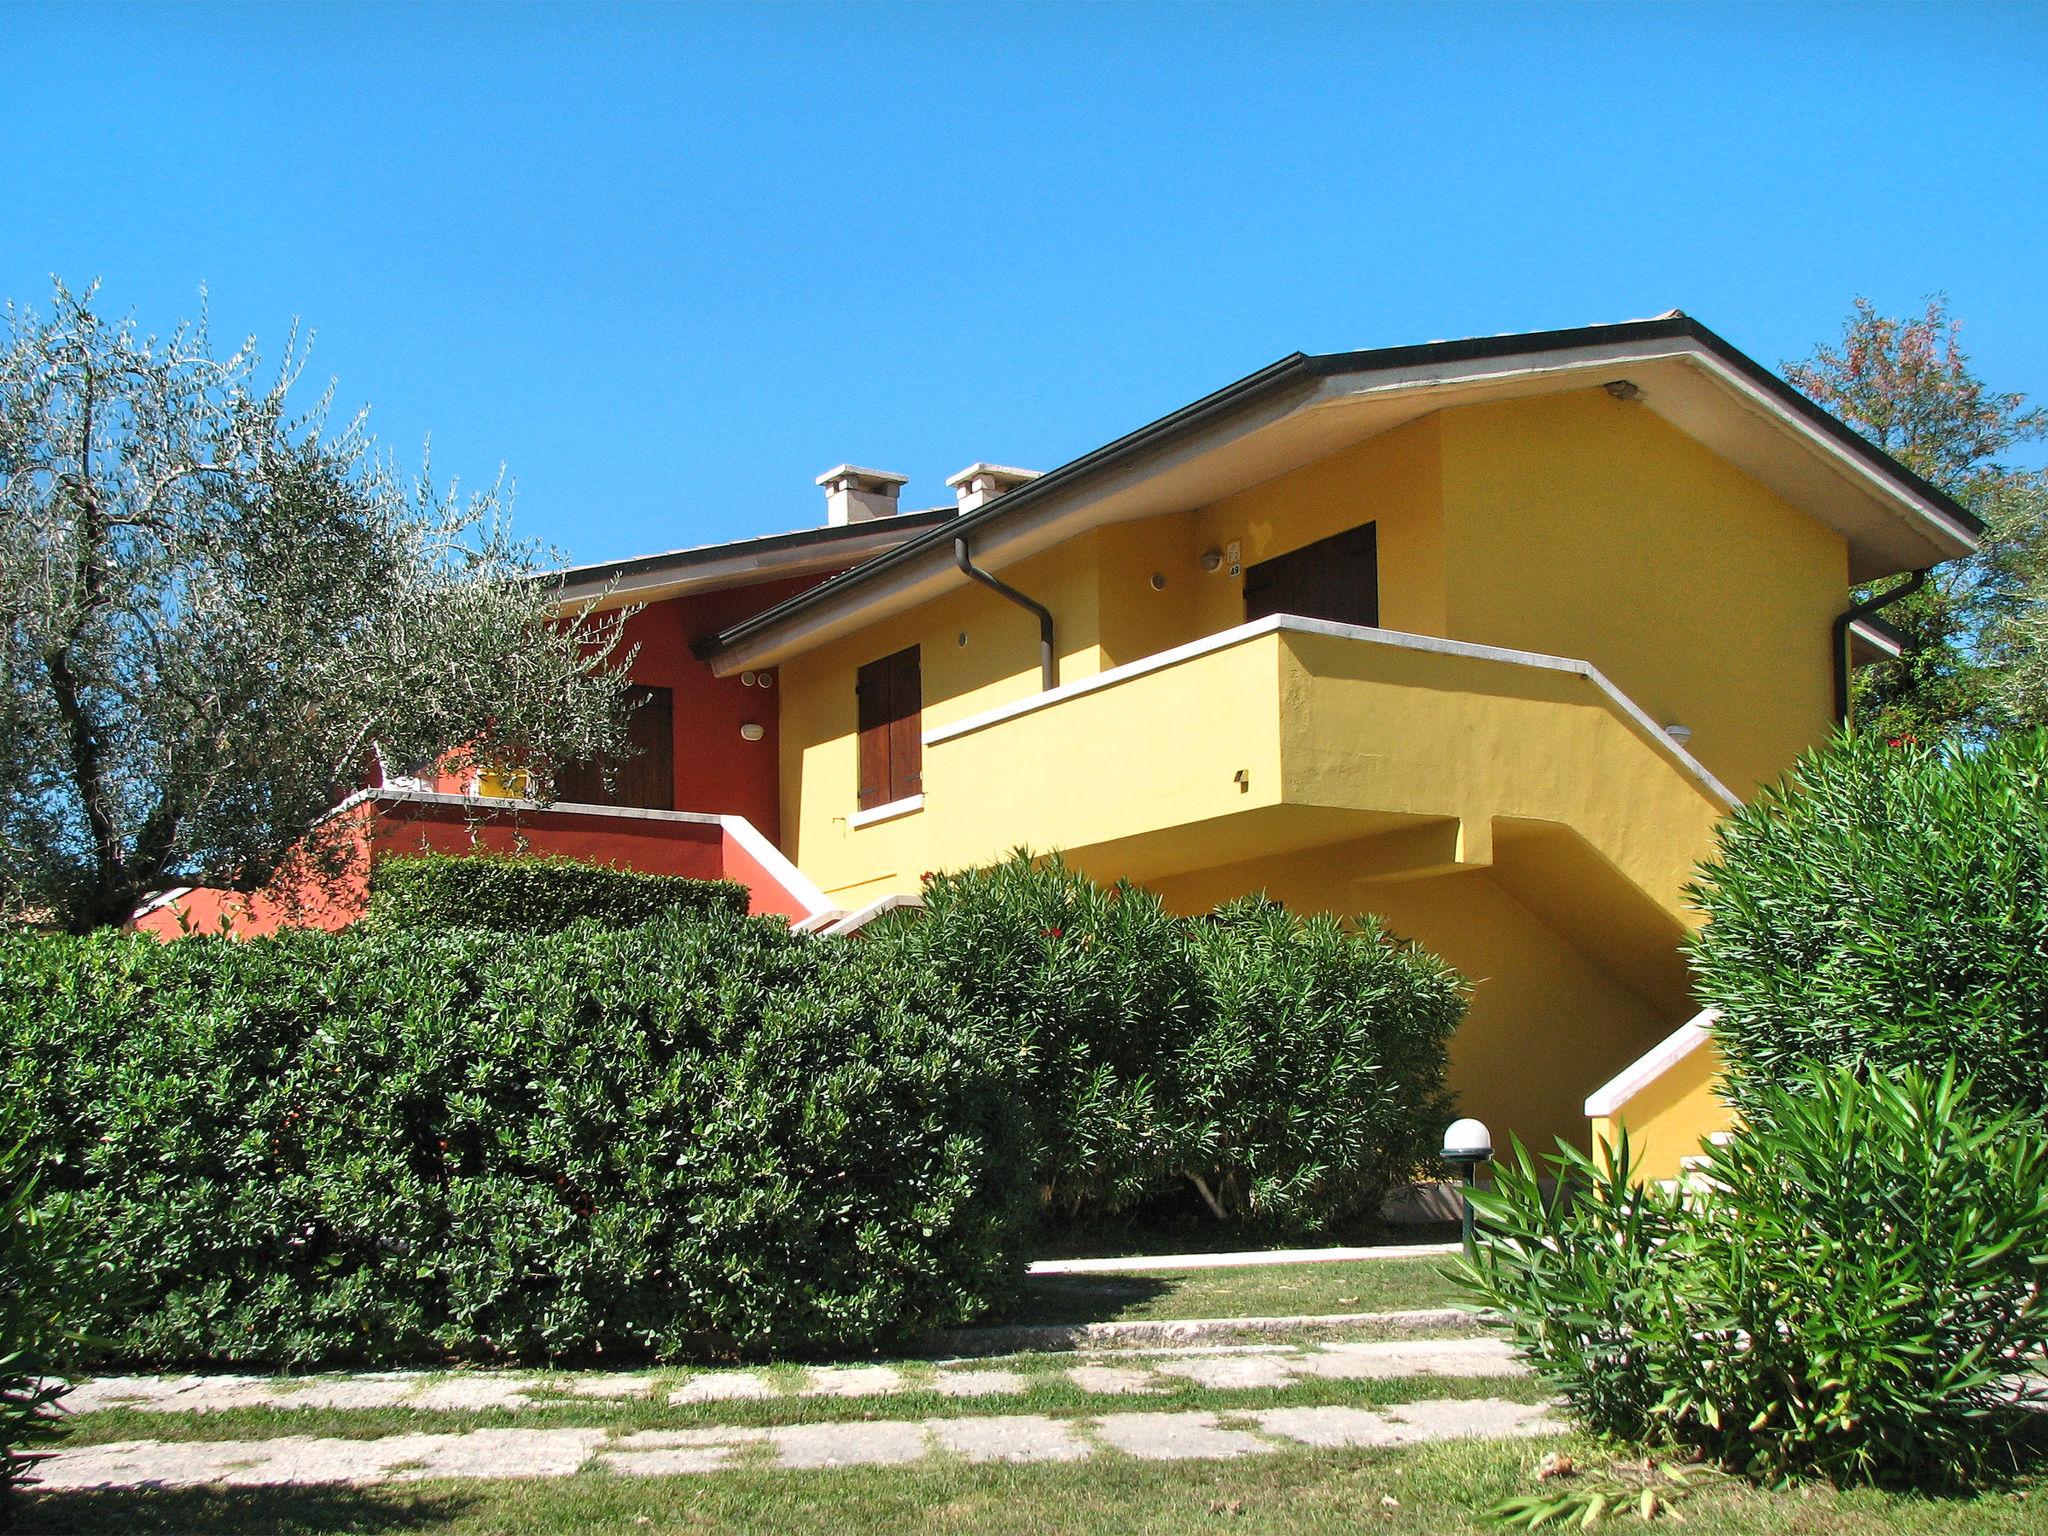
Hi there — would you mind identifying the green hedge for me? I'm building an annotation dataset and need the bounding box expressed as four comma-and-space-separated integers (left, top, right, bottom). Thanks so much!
1, 1115, 79, 1513
0, 910, 1031, 1367
367, 852, 749, 933
867, 855, 1465, 1232
1688, 731, 2048, 1119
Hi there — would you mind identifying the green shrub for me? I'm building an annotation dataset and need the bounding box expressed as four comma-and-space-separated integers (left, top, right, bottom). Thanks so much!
1181, 897, 1461, 1229
0, 1117, 85, 1515
871, 855, 1464, 1232
0, 909, 1031, 1367
367, 851, 748, 933
1456, 1065, 2048, 1487
873, 857, 1202, 1216
1689, 732, 2048, 1118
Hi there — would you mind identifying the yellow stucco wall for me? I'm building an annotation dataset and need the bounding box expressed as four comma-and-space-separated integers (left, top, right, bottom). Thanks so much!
1439, 391, 1847, 799
1589, 1031, 1732, 1184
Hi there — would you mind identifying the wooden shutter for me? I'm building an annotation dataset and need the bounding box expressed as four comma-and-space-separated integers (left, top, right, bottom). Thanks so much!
856, 646, 921, 810
555, 685, 675, 811
1243, 522, 1379, 628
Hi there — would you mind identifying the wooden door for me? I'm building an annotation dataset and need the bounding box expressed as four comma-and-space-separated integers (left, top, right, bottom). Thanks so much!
1243, 522, 1379, 628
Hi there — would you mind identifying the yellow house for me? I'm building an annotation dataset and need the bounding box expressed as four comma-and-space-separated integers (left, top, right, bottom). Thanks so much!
695, 314, 1979, 1174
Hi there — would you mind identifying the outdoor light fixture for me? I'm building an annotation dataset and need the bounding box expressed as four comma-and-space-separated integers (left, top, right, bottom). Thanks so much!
1665, 723, 1693, 745
1199, 547, 1224, 573
1442, 1117, 1493, 1247
739, 723, 765, 742
1603, 379, 1643, 402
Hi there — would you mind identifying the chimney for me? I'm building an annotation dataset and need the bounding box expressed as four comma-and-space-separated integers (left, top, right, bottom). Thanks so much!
945, 463, 1041, 513
817, 465, 909, 526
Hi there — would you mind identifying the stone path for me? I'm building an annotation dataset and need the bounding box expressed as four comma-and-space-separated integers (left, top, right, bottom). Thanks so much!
1028, 1242, 1460, 1276
61, 1337, 1525, 1418
37, 1397, 1559, 1490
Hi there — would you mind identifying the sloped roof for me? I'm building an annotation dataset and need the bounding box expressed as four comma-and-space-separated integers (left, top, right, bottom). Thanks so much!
700, 314, 1979, 672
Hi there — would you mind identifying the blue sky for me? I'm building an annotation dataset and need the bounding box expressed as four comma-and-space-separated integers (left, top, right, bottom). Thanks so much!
5, 2, 2044, 564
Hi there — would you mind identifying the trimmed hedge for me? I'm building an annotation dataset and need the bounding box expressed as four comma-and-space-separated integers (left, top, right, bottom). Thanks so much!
1688, 731, 2048, 1118
0, 910, 1031, 1367
1, 1115, 79, 1512
367, 852, 749, 933
867, 855, 1465, 1232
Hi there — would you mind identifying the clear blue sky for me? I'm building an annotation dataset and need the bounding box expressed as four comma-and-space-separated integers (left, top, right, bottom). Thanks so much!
6, 2, 2044, 564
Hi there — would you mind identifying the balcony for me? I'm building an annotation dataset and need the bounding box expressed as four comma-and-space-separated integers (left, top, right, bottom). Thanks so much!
887, 615, 1737, 1006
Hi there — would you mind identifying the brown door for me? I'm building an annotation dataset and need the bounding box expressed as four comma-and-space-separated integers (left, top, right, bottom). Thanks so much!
1243, 522, 1378, 628
856, 647, 922, 810
555, 685, 674, 810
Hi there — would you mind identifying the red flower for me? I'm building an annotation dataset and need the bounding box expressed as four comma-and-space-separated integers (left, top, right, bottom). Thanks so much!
1042, 926, 1064, 939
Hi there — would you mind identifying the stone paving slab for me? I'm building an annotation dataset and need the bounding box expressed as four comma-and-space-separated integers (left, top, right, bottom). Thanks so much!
669, 1370, 774, 1404
1092, 1411, 1275, 1461
932, 1368, 1026, 1398
929, 1413, 1093, 1464
35, 1398, 1560, 1490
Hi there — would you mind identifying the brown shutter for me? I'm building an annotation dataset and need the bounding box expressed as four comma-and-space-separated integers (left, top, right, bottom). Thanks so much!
856, 646, 922, 810
1243, 522, 1378, 628
889, 647, 921, 801
856, 657, 891, 810
555, 685, 675, 810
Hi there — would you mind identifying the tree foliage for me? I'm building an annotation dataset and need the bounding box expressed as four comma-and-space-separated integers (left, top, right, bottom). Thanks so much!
1785, 296, 2048, 739
0, 282, 638, 931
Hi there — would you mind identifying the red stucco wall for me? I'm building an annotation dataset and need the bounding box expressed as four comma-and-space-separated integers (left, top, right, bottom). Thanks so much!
598, 575, 825, 845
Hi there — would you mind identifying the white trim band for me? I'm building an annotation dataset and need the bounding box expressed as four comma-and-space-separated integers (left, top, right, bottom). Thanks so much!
848, 794, 925, 830
1584, 1009, 1718, 1119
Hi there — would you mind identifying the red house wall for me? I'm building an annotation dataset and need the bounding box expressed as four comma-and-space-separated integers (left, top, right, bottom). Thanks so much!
590, 573, 828, 845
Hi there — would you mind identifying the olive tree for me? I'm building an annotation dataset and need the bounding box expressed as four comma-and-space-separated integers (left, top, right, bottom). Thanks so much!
1, 282, 636, 932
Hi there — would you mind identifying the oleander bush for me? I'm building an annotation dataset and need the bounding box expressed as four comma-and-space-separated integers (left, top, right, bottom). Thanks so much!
1689, 731, 2048, 1118
872, 855, 1464, 1231
0, 907, 1032, 1368
1456, 1065, 2048, 1487
1181, 895, 1461, 1229
367, 851, 748, 933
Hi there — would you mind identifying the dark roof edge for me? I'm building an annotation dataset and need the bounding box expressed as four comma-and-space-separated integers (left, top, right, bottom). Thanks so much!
544, 506, 959, 596
700, 352, 1322, 658
705, 315, 1981, 659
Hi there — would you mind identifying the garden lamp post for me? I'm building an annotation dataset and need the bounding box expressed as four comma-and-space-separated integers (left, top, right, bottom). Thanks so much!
1442, 1118, 1492, 1248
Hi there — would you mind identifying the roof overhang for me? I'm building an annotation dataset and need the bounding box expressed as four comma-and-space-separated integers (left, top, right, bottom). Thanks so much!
704, 316, 1979, 675
543, 507, 957, 614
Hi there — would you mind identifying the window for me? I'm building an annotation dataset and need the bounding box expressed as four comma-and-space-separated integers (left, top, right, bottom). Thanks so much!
1243, 522, 1378, 628
856, 646, 922, 811
555, 685, 675, 810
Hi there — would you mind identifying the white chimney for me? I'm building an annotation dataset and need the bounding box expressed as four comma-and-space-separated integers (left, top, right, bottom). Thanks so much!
945, 463, 1040, 513
817, 464, 909, 525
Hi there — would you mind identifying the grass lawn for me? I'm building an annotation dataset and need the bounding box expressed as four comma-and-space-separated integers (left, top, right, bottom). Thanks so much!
19, 1435, 2044, 1535
1004, 1255, 1462, 1325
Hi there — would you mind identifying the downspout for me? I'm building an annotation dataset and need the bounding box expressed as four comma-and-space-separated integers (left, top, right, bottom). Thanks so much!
954, 536, 1058, 691
1832, 568, 1929, 726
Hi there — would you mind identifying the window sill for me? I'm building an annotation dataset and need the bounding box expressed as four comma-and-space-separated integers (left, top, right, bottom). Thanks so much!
849, 794, 924, 829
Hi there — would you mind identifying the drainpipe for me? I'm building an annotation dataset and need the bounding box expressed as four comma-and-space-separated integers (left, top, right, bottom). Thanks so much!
1832, 569, 1929, 726
955, 536, 1058, 691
